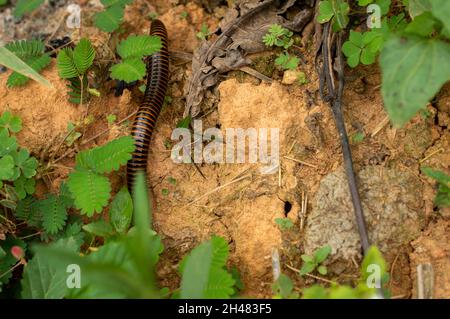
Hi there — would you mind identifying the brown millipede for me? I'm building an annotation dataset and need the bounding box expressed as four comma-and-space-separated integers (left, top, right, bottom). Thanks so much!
126, 19, 169, 192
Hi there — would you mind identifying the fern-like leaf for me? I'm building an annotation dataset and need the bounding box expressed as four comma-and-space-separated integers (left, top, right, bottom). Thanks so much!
15, 196, 42, 227
204, 268, 235, 298
73, 38, 95, 75
6, 54, 51, 87
38, 194, 69, 235
57, 48, 79, 79
117, 35, 162, 59
110, 58, 146, 83
67, 169, 111, 216
94, 5, 124, 32
13, 0, 45, 18
5, 39, 45, 59
66, 76, 89, 104
76, 136, 135, 174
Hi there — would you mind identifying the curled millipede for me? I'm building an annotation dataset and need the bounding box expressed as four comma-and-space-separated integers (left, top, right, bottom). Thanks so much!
126, 19, 169, 192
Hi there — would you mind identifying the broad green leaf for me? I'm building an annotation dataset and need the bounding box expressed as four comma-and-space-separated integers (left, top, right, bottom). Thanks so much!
7, 54, 51, 87
361, 245, 387, 282
0, 130, 17, 157
300, 261, 315, 275
318, 265, 328, 275
317, 0, 334, 23
110, 58, 146, 83
94, 5, 124, 32
21, 238, 79, 299
83, 220, 114, 237
302, 285, 328, 299
0, 155, 15, 180
301, 254, 314, 263
13, 0, 45, 18
315, 245, 332, 263
21, 252, 67, 298
429, 0, 450, 38
0, 47, 52, 87
272, 274, 294, 298
109, 187, 133, 234
408, 0, 431, 18
405, 12, 437, 37
380, 35, 450, 127
0, 111, 22, 133
67, 169, 111, 216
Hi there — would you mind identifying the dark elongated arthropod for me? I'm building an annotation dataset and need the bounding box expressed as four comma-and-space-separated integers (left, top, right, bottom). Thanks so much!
127, 19, 169, 192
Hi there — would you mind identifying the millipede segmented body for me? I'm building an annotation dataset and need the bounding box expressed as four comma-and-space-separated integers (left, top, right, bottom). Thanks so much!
127, 19, 169, 192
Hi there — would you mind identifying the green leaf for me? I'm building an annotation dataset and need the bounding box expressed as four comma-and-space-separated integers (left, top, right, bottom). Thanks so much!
317, 0, 334, 23
101, 0, 133, 6
405, 12, 437, 37
110, 58, 146, 83
83, 220, 114, 237
272, 274, 294, 298
300, 261, 316, 275
7, 54, 51, 87
5, 39, 45, 59
15, 196, 41, 227
275, 53, 299, 70
57, 48, 79, 79
12, 149, 38, 178
380, 35, 450, 127
21, 238, 79, 299
76, 136, 135, 174
315, 245, 332, 263
0, 130, 17, 157
429, 0, 450, 38
109, 187, 133, 234
13, 0, 44, 18
94, 4, 124, 32
180, 236, 234, 299
176, 115, 192, 129
422, 167, 450, 186
0, 111, 22, 133
0, 155, 15, 180
361, 245, 387, 283
408, 0, 431, 18
0, 237, 26, 288
302, 285, 328, 299
13, 175, 36, 200
67, 169, 111, 216
318, 265, 328, 275
73, 38, 95, 75
301, 254, 314, 263
0, 47, 52, 88
117, 35, 162, 59
275, 217, 294, 230
38, 194, 69, 235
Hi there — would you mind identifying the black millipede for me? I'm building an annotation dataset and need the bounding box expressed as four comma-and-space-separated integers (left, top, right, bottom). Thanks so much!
126, 19, 169, 192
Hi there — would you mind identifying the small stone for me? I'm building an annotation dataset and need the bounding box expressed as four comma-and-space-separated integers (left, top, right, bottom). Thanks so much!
281, 70, 299, 85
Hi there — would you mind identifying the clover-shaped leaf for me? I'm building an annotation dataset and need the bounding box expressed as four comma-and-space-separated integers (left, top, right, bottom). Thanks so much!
0, 111, 22, 133
0, 130, 18, 157
0, 155, 15, 180
12, 149, 38, 178
14, 175, 36, 200
317, 0, 334, 23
